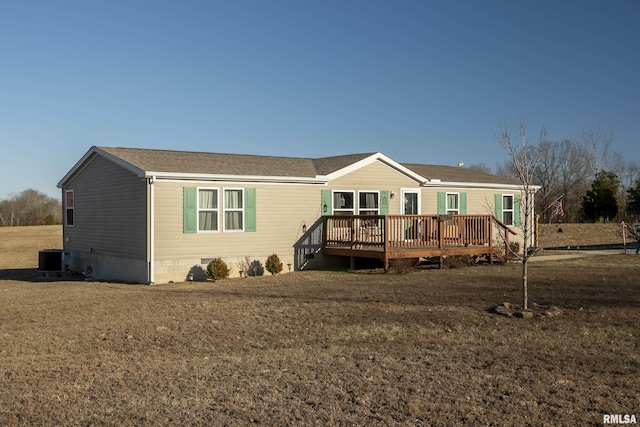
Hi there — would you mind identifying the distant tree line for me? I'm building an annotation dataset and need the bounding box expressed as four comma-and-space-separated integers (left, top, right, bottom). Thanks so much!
0, 189, 61, 226
470, 126, 640, 224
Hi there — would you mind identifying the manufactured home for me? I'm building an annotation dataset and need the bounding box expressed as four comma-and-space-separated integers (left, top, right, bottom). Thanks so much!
57, 146, 533, 284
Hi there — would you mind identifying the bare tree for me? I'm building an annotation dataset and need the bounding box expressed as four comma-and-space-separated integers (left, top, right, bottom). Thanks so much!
532, 139, 559, 222
0, 199, 16, 226
0, 189, 61, 226
499, 122, 544, 311
556, 139, 590, 222
467, 163, 494, 174
579, 126, 615, 176
619, 159, 640, 191
499, 137, 591, 222
614, 158, 640, 216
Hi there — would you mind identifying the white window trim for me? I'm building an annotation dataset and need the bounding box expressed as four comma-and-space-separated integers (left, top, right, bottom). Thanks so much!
65, 189, 75, 227
197, 187, 220, 233
446, 192, 460, 215
502, 194, 514, 226
332, 190, 355, 215
401, 188, 421, 215
223, 187, 245, 232
357, 190, 380, 215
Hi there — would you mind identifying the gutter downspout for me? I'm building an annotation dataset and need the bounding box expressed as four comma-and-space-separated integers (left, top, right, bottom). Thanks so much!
148, 176, 156, 284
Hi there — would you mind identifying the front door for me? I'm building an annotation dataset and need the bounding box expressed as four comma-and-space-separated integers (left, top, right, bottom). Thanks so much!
402, 189, 421, 240
403, 190, 419, 215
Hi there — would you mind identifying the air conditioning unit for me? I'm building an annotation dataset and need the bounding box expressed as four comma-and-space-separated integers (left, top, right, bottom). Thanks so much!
38, 249, 64, 275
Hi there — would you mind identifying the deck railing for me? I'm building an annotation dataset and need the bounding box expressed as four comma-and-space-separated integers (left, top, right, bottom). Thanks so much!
323, 214, 513, 250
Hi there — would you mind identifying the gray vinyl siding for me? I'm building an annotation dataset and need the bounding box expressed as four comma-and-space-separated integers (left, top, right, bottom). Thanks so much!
63, 155, 147, 259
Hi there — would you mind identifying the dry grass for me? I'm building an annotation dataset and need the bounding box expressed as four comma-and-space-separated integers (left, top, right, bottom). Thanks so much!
0, 225, 61, 269
538, 222, 628, 248
0, 226, 638, 426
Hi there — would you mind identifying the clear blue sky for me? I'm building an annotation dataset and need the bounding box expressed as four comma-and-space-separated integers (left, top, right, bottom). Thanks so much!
1, 0, 639, 198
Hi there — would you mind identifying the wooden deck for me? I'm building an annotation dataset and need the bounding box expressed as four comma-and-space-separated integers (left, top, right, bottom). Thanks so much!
322, 214, 516, 271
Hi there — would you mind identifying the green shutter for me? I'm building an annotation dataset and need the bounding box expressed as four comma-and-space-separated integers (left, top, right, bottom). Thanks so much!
437, 192, 446, 215
459, 192, 467, 214
379, 190, 389, 215
183, 187, 197, 234
495, 194, 502, 220
514, 194, 521, 227
244, 188, 256, 232
321, 189, 332, 215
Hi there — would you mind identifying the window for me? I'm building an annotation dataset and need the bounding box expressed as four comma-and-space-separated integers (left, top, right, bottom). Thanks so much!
446, 193, 459, 215
333, 191, 354, 215
185, 187, 255, 234
65, 190, 74, 226
224, 188, 244, 231
402, 189, 420, 215
358, 191, 379, 215
198, 188, 219, 231
502, 195, 514, 225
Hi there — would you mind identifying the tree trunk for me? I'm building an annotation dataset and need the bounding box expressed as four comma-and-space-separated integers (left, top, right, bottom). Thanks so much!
522, 259, 528, 310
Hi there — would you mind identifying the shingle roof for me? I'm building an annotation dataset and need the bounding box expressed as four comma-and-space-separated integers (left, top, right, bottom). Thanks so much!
402, 163, 519, 186
94, 146, 515, 185
312, 152, 377, 175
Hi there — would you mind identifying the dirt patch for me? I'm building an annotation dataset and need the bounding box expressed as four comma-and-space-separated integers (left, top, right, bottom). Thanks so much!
0, 226, 638, 425
490, 301, 566, 318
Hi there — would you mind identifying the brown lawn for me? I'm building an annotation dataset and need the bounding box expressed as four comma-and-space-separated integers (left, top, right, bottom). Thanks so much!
538, 222, 631, 248
0, 225, 638, 426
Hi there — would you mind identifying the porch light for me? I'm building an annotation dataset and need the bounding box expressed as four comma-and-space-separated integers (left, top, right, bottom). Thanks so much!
287, 263, 292, 272
302, 223, 307, 233
323, 203, 328, 213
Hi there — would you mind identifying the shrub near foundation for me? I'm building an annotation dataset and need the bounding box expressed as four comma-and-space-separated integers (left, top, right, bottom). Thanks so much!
265, 254, 283, 275
206, 258, 229, 280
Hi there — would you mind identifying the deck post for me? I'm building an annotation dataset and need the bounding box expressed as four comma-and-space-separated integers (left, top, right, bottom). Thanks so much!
384, 215, 390, 272
350, 216, 356, 249
438, 218, 444, 268
504, 228, 510, 262
488, 217, 494, 264
322, 216, 327, 252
